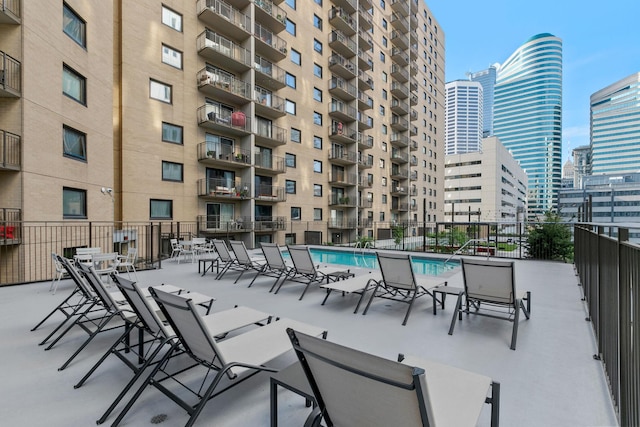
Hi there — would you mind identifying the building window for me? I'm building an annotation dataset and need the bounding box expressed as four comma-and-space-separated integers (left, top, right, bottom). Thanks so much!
382, 124, 387, 134
313, 87, 322, 102
313, 136, 322, 149
382, 177, 387, 186
313, 112, 322, 125
162, 5, 182, 31
379, 105, 385, 116
291, 49, 301, 65
313, 160, 322, 173
63, 3, 86, 47
162, 161, 183, 182
382, 36, 387, 47
313, 14, 322, 29
63, 126, 86, 161
314, 208, 323, 220
379, 159, 385, 168
63, 187, 87, 219
285, 153, 296, 167
382, 194, 387, 204
313, 63, 322, 78
162, 122, 183, 144
382, 18, 387, 29
291, 128, 301, 143
379, 52, 385, 62
62, 65, 86, 105
313, 39, 323, 53
150, 199, 173, 219
285, 19, 296, 35
286, 180, 296, 194
150, 79, 172, 103
285, 72, 296, 88
382, 89, 387, 100
285, 100, 296, 115
162, 44, 182, 69
380, 212, 385, 221
314, 184, 322, 196
381, 141, 387, 152
382, 71, 387, 82
314, 0, 322, 4
285, 233, 297, 245
380, 0, 386, 8
291, 207, 301, 220
285, 0, 296, 9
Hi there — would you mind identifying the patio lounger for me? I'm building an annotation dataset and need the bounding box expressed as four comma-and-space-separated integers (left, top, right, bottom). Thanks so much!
110, 288, 327, 427
449, 258, 531, 350
363, 252, 447, 325
288, 329, 499, 427
319, 271, 382, 313
76, 274, 273, 425
229, 240, 266, 284
212, 239, 242, 280
274, 246, 348, 300
248, 242, 293, 291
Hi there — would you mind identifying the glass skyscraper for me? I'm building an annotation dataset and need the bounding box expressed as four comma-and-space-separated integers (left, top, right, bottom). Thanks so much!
469, 65, 497, 137
493, 33, 563, 219
590, 72, 640, 175
444, 80, 483, 154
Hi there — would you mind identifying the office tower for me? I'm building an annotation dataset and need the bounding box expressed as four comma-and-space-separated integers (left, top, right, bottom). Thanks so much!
468, 64, 497, 137
0, 0, 445, 249
493, 33, 562, 219
444, 80, 483, 154
572, 145, 590, 189
590, 72, 640, 175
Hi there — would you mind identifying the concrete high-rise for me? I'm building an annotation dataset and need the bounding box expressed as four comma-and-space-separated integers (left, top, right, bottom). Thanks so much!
444, 80, 483, 155
590, 72, 640, 175
469, 64, 497, 137
493, 33, 562, 219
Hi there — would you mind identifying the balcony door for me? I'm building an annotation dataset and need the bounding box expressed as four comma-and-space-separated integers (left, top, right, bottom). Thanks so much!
206, 203, 234, 229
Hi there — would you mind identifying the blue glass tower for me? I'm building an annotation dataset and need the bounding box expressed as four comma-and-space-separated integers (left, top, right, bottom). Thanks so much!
493, 33, 563, 218
469, 65, 497, 137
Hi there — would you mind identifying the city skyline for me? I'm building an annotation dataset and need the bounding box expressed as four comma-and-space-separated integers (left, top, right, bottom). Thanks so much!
428, 0, 640, 160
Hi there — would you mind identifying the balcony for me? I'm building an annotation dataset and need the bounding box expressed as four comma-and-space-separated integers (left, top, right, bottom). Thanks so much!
391, 150, 409, 164
357, 30, 373, 51
358, 70, 373, 91
254, 23, 288, 62
357, 132, 374, 150
390, 0, 409, 16
196, 0, 251, 41
197, 30, 251, 72
358, 174, 373, 188
254, 55, 286, 90
254, 122, 287, 147
0, 129, 20, 170
328, 30, 357, 58
197, 106, 251, 136
391, 185, 408, 196
359, 197, 373, 208
0, 0, 19, 23
0, 208, 20, 245
391, 63, 409, 83
330, 0, 356, 14
390, 132, 409, 148
198, 178, 252, 200
328, 53, 357, 80
357, 91, 373, 110
410, 63, 418, 76
254, 153, 286, 175
197, 215, 248, 233
390, 12, 409, 32
410, 125, 418, 136
329, 76, 357, 101
409, 109, 418, 122
410, 93, 418, 106
255, 185, 286, 202
391, 81, 408, 99
254, 0, 286, 33
254, 216, 287, 231
391, 30, 408, 50
328, 194, 355, 207
358, 7, 373, 31
358, 155, 373, 169
391, 98, 409, 115
357, 49, 373, 71
329, 148, 357, 165
390, 167, 409, 179
328, 219, 357, 229
255, 88, 286, 119
329, 121, 358, 144
329, 171, 357, 186
328, 7, 356, 36
329, 99, 357, 122
391, 115, 409, 132
197, 68, 251, 105
391, 47, 409, 66
0, 51, 21, 97
410, 140, 418, 151
197, 142, 251, 169
410, 170, 418, 181
409, 203, 418, 212
357, 112, 373, 130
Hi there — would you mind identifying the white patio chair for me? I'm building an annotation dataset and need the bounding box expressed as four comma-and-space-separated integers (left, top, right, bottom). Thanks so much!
229, 240, 266, 284
91, 252, 120, 283
248, 242, 293, 291
50, 252, 69, 294
117, 248, 138, 280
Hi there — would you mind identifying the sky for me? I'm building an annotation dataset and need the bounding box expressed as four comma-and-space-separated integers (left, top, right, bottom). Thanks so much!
426, 0, 640, 162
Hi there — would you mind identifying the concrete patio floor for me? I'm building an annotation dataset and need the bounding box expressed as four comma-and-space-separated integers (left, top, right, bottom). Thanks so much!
0, 251, 618, 426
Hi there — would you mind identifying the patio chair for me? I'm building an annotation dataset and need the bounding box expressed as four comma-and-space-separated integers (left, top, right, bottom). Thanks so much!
50, 252, 69, 294
77, 274, 273, 425
110, 288, 327, 427
169, 238, 182, 261
449, 258, 531, 350
229, 240, 266, 284
362, 252, 446, 325
273, 246, 347, 300
248, 242, 293, 291
288, 328, 499, 427
211, 239, 242, 280
117, 248, 138, 280
91, 252, 120, 282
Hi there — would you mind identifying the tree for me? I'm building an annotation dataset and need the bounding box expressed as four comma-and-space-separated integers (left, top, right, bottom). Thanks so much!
526, 211, 573, 261
392, 224, 404, 247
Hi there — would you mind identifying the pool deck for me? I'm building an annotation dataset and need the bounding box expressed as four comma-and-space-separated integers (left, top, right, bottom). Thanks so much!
0, 249, 618, 426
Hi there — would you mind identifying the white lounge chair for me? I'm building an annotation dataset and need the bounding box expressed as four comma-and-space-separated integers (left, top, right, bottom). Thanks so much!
229, 240, 266, 284
248, 242, 293, 291
319, 271, 383, 313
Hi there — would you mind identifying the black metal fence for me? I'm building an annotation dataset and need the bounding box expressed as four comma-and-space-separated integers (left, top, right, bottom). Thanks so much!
574, 224, 640, 427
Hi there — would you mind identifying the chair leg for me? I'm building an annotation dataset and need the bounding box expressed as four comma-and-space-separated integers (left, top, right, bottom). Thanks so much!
59, 312, 119, 370
448, 293, 463, 335
401, 292, 418, 326
510, 301, 521, 350
361, 283, 381, 316
522, 291, 531, 318
489, 381, 500, 427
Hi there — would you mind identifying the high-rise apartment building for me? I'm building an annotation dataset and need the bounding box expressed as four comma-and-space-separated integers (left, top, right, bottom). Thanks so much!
493, 33, 562, 219
0, 0, 445, 249
590, 72, 640, 175
468, 64, 496, 137
444, 80, 483, 155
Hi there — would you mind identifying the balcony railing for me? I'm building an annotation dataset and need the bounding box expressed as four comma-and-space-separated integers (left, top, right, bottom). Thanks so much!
329, 172, 357, 186
197, 30, 251, 70
0, 129, 20, 170
255, 87, 286, 117
329, 149, 357, 164
0, 207, 20, 245
329, 99, 357, 121
254, 152, 285, 173
254, 55, 286, 89
254, 0, 286, 32
197, 105, 252, 135
198, 178, 251, 199
197, 68, 251, 101
0, 50, 21, 96
255, 185, 286, 202
391, 81, 408, 98
330, 121, 358, 143
254, 22, 288, 60
329, 30, 357, 57
198, 142, 251, 166
196, 0, 251, 38
328, 53, 357, 79
254, 216, 287, 231
0, 0, 20, 23
328, 194, 354, 206
329, 76, 357, 100
328, 6, 356, 36
390, 132, 409, 147
357, 132, 374, 149
255, 122, 287, 146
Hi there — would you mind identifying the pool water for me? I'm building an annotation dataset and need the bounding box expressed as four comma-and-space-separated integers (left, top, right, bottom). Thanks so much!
303, 248, 458, 276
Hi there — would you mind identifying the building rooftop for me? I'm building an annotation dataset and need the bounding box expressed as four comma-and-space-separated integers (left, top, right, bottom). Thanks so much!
0, 253, 618, 426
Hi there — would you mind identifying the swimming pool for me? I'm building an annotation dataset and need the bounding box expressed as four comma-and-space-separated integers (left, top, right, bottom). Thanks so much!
304, 248, 458, 276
